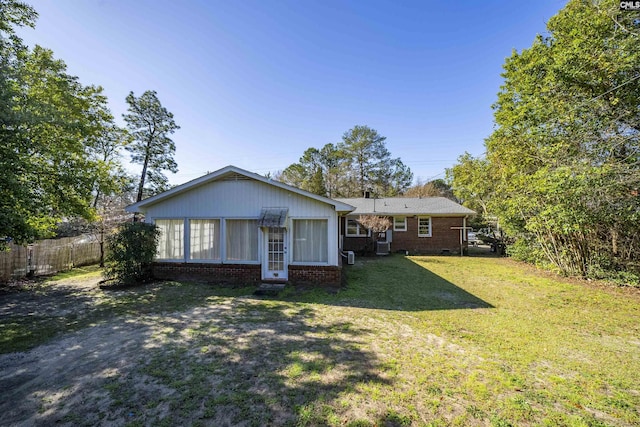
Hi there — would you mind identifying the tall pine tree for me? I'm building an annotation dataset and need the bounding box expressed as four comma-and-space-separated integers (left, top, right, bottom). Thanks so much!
124, 90, 180, 203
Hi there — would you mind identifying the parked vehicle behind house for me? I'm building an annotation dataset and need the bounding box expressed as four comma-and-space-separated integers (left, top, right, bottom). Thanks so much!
468, 231, 479, 246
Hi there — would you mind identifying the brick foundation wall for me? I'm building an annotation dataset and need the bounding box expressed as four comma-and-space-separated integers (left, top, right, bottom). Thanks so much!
288, 264, 342, 287
152, 262, 342, 287
153, 262, 262, 284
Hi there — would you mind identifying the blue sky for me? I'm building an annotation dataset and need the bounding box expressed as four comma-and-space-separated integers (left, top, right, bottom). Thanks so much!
18, 0, 565, 186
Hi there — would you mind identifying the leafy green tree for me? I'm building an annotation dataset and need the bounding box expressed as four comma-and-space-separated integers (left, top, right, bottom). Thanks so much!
454, 0, 640, 281
446, 153, 492, 216
124, 90, 180, 203
88, 122, 131, 208
279, 145, 336, 196
1, 2, 123, 245
0, 1, 35, 244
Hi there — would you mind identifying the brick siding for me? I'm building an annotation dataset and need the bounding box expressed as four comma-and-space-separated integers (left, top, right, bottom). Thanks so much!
393, 216, 466, 254
152, 262, 342, 287
289, 264, 342, 287
342, 216, 468, 255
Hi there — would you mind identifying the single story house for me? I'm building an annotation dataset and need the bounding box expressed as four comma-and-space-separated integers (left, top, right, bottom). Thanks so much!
335, 196, 475, 255
126, 165, 354, 286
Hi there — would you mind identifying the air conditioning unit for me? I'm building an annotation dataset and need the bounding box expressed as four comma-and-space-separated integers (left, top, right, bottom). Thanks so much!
347, 251, 355, 265
376, 242, 390, 255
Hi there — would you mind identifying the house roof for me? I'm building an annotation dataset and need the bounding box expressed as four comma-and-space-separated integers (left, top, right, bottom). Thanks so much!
334, 197, 475, 216
126, 165, 355, 214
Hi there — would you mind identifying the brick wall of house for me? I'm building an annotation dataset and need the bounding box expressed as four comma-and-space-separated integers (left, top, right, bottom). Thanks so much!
342, 236, 370, 253
152, 262, 343, 286
342, 216, 467, 255
392, 216, 466, 254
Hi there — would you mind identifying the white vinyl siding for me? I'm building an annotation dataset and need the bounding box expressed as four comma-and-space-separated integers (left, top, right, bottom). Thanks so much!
189, 219, 220, 260
225, 219, 258, 262
156, 219, 184, 260
346, 216, 368, 237
393, 216, 407, 231
418, 216, 432, 237
293, 219, 328, 263
142, 177, 342, 266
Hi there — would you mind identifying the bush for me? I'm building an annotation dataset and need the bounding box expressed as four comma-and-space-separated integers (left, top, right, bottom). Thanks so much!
506, 236, 545, 265
587, 255, 640, 287
103, 222, 159, 286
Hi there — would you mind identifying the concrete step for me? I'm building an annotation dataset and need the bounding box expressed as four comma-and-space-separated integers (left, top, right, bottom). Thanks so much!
254, 282, 286, 296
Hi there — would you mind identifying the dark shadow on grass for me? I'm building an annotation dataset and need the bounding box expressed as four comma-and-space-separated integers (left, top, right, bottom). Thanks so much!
0, 299, 390, 426
276, 254, 494, 312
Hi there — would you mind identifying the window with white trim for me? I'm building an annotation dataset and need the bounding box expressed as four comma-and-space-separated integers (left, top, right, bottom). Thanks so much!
225, 219, 258, 261
418, 216, 432, 237
293, 219, 328, 263
393, 216, 407, 231
156, 219, 184, 259
190, 219, 220, 260
346, 216, 368, 237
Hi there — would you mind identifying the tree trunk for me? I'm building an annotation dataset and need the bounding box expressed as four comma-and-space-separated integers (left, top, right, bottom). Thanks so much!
136, 155, 149, 203
134, 143, 152, 222
99, 240, 105, 267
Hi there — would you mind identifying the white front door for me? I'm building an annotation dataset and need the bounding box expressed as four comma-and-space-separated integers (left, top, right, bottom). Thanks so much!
263, 227, 288, 281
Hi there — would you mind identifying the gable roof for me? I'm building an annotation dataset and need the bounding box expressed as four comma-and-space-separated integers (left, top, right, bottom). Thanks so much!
126, 165, 355, 214
334, 197, 475, 216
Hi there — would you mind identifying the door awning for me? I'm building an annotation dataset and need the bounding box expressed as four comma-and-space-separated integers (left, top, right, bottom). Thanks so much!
258, 208, 288, 228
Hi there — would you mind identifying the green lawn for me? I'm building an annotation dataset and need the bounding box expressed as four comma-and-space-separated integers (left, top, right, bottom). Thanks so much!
1, 255, 639, 426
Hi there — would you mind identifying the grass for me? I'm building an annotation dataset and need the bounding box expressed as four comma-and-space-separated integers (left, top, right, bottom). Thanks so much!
1, 255, 639, 426
44, 264, 104, 281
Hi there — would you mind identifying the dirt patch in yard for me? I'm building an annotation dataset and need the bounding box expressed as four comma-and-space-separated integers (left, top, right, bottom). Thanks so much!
1, 317, 151, 425
0, 277, 391, 426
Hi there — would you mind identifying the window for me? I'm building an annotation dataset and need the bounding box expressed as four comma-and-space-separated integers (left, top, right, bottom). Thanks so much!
346, 216, 368, 237
225, 219, 258, 261
156, 219, 184, 259
393, 216, 407, 231
190, 219, 220, 260
418, 216, 432, 237
293, 219, 328, 263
